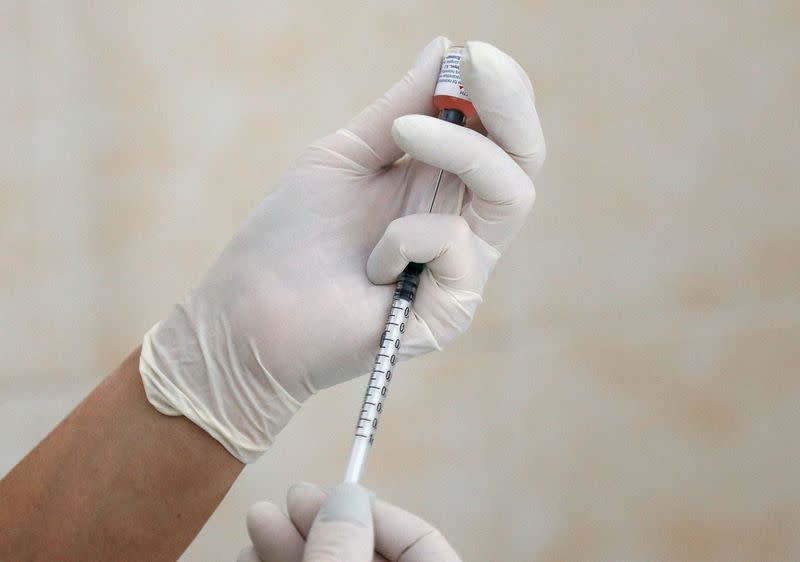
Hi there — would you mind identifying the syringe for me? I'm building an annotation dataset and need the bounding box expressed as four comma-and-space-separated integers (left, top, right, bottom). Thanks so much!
344, 46, 476, 484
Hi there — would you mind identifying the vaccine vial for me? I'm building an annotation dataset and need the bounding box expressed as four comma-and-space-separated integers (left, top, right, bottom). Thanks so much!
433, 46, 476, 125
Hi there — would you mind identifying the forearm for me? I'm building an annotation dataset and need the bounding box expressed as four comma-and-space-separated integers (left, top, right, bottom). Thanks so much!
0, 348, 244, 562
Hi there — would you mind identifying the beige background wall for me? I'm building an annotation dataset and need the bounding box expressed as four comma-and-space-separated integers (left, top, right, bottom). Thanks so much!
2, 1, 799, 560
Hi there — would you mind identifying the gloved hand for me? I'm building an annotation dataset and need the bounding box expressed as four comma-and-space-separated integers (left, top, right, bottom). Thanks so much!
140, 37, 545, 462
236, 483, 461, 562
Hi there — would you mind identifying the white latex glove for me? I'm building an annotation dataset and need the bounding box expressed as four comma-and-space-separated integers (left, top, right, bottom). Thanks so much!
236, 483, 461, 562
140, 37, 545, 462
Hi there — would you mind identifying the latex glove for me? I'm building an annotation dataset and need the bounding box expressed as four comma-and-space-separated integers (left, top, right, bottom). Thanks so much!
236, 483, 461, 562
140, 37, 545, 462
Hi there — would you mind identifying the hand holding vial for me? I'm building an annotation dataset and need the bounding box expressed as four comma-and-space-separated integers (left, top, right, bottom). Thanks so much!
139, 37, 546, 464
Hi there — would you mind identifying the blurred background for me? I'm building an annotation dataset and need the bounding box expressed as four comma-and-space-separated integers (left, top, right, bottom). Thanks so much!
2, 1, 799, 560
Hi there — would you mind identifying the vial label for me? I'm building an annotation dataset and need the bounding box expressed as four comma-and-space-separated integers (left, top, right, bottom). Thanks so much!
434, 47, 471, 101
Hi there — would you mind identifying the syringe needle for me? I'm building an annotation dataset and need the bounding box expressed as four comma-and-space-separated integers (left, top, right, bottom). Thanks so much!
428, 169, 445, 213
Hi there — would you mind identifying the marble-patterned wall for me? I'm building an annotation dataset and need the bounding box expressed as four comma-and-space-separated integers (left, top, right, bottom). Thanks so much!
2, 1, 799, 560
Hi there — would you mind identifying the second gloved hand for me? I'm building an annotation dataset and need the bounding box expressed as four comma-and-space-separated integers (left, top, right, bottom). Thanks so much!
140, 37, 546, 462
237, 483, 461, 562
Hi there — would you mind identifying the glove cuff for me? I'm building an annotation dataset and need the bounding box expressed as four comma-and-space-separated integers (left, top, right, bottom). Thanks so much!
139, 302, 301, 463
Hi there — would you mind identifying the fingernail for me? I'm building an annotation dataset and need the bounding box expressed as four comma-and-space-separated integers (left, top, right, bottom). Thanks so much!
391, 114, 427, 142
288, 481, 318, 494
316, 483, 371, 527
415, 36, 452, 66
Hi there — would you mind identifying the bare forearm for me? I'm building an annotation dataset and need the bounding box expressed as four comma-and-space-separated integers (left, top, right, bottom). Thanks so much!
0, 348, 244, 561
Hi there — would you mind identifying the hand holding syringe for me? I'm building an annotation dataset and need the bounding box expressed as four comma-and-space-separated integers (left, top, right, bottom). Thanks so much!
140, 38, 544, 467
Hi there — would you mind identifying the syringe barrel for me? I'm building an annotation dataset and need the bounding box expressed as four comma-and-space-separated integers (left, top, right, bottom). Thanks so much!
343, 265, 421, 483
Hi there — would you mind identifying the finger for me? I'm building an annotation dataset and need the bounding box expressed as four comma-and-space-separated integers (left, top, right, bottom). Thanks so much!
288, 487, 462, 562
366, 214, 498, 292
287, 483, 390, 562
461, 41, 546, 179
237, 545, 263, 562
314, 36, 451, 172
302, 483, 374, 562
392, 115, 535, 250
246, 501, 305, 562
287, 482, 328, 537
367, 213, 496, 354
372, 499, 461, 562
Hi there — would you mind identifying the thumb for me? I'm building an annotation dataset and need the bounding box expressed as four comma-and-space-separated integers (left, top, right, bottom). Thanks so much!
312, 36, 451, 171
302, 483, 374, 562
